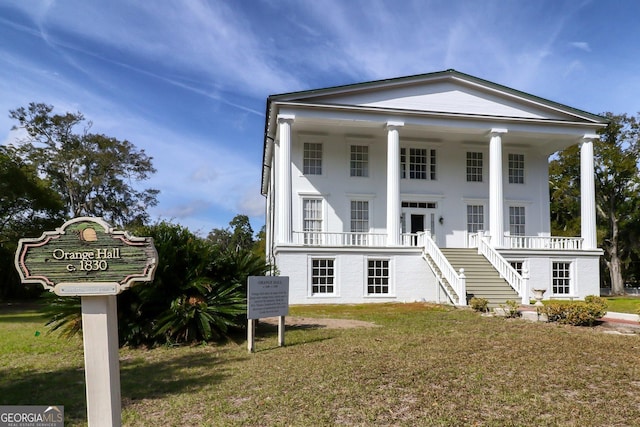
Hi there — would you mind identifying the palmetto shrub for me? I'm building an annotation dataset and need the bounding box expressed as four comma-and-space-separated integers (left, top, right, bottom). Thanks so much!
43, 221, 270, 347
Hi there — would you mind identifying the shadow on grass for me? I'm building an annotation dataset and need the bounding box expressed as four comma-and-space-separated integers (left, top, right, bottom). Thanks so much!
0, 350, 241, 425
248, 321, 337, 352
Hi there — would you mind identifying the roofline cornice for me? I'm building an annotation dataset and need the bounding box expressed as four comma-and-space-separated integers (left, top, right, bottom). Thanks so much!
270, 101, 607, 130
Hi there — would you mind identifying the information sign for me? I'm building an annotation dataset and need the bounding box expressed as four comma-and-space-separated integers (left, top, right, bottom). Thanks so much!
247, 276, 289, 319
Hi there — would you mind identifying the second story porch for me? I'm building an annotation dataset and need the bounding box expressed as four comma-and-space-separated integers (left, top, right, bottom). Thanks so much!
290, 231, 585, 251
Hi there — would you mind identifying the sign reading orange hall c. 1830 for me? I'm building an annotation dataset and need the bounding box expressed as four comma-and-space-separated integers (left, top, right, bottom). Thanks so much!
15, 217, 158, 296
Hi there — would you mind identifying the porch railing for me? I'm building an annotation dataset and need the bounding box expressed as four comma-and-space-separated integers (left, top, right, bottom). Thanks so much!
292, 231, 423, 247
473, 233, 527, 303
421, 232, 466, 306
469, 233, 583, 250
503, 235, 583, 250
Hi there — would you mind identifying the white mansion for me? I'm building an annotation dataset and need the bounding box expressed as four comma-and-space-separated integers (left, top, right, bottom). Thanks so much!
260, 70, 606, 306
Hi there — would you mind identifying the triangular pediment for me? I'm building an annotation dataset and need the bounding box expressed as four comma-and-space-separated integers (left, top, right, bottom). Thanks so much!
271, 70, 603, 124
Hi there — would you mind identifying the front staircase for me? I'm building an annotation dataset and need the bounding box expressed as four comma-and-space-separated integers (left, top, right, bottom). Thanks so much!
440, 248, 519, 307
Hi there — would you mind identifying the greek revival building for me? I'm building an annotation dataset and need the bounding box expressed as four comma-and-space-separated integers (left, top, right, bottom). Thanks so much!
260, 70, 606, 305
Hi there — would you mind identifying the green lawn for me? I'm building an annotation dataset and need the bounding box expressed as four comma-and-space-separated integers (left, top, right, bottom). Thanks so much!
2, 302, 640, 426
604, 296, 640, 314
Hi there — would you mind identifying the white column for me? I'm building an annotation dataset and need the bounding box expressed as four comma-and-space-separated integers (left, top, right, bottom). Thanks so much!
581, 134, 598, 249
489, 128, 507, 248
386, 121, 404, 246
277, 115, 294, 244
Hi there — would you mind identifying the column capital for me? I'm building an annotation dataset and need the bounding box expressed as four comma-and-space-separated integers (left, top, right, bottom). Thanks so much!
277, 114, 295, 123
386, 121, 405, 129
489, 128, 508, 136
582, 133, 598, 142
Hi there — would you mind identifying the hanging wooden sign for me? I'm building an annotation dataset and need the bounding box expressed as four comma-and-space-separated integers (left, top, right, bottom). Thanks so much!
14, 217, 157, 296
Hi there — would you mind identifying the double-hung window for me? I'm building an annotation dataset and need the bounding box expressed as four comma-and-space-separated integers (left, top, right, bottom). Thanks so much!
303, 142, 322, 175
350, 145, 369, 177
367, 259, 390, 295
466, 152, 483, 182
350, 200, 369, 245
311, 258, 335, 295
400, 147, 436, 180
509, 206, 525, 236
508, 153, 525, 184
302, 198, 322, 244
552, 262, 571, 295
467, 205, 484, 233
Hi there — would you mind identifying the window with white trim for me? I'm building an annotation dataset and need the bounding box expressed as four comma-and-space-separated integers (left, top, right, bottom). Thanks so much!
509, 206, 525, 236
303, 142, 322, 175
350, 145, 369, 177
400, 148, 436, 180
508, 153, 525, 184
510, 261, 524, 275
552, 262, 571, 294
466, 152, 483, 182
350, 200, 369, 245
467, 205, 484, 233
303, 198, 322, 244
311, 258, 335, 295
367, 259, 390, 295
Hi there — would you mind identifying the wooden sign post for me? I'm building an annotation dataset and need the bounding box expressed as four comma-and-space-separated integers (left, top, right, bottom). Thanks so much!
15, 217, 157, 427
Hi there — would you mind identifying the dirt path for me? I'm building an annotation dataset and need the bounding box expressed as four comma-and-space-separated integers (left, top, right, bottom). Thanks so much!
261, 316, 378, 329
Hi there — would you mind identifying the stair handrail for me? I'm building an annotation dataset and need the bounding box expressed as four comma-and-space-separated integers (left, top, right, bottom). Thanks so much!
475, 233, 524, 298
421, 232, 467, 306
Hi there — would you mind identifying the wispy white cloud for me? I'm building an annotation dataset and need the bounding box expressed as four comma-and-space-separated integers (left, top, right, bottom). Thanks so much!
570, 42, 591, 52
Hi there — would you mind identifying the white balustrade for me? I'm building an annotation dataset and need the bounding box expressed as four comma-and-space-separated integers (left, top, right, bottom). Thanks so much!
476, 234, 523, 297
422, 232, 466, 305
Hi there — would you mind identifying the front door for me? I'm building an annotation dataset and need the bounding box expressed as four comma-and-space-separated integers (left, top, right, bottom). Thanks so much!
410, 214, 424, 234
401, 202, 439, 245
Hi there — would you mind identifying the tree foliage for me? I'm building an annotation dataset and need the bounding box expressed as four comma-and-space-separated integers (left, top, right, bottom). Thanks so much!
44, 220, 270, 347
0, 146, 65, 299
550, 112, 640, 294
8, 102, 159, 226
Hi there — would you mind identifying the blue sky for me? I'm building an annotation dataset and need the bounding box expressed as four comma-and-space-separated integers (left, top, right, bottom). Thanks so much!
1, 0, 639, 235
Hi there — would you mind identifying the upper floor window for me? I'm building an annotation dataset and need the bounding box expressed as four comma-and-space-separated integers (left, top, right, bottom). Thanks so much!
350, 200, 369, 245
509, 206, 525, 236
467, 205, 484, 233
466, 152, 483, 182
401, 148, 436, 180
303, 142, 322, 175
508, 153, 525, 184
302, 198, 322, 244
350, 145, 369, 177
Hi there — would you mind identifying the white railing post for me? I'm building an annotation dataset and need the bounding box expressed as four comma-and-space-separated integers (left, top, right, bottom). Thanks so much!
458, 268, 467, 305
521, 267, 530, 305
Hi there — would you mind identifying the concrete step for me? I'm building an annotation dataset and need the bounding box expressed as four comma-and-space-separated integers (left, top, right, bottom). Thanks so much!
440, 248, 519, 306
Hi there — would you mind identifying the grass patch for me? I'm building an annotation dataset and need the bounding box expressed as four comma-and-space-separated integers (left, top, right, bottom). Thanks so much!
605, 296, 640, 314
2, 302, 640, 426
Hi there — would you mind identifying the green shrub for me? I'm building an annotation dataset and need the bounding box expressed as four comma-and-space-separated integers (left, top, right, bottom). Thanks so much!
541, 295, 607, 326
500, 300, 521, 318
541, 302, 566, 323
470, 297, 489, 312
